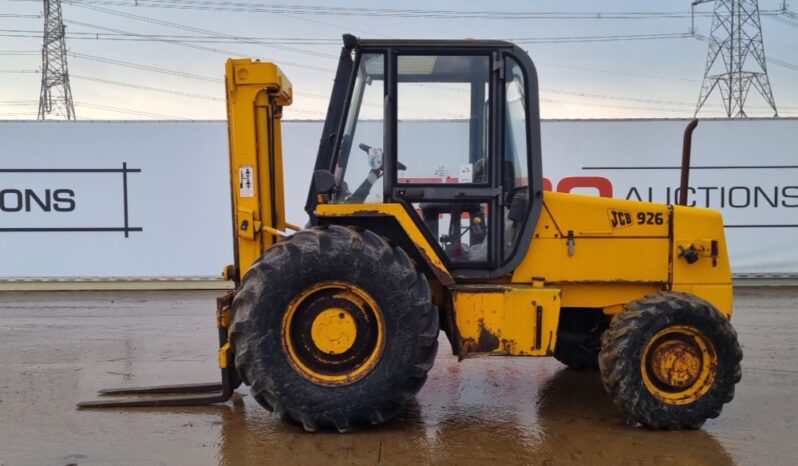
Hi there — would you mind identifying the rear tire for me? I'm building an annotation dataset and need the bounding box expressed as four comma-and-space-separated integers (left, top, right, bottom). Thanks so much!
599, 292, 742, 429
230, 225, 438, 432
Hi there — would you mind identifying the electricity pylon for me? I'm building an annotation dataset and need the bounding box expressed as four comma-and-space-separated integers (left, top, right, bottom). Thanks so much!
38, 0, 76, 120
694, 0, 777, 117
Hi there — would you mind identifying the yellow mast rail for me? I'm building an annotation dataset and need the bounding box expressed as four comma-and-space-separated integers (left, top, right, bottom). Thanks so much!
224, 59, 293, 276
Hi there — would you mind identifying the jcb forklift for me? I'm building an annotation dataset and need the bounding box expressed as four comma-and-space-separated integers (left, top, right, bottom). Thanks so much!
80, 35, 742, 432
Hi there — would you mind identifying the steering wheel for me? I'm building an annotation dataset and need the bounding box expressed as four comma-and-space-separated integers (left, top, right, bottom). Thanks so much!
358, 143, 407, 171
346, 143, 407, 203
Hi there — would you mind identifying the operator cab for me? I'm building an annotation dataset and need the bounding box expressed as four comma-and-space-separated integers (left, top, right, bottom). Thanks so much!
309, 35, 544, 278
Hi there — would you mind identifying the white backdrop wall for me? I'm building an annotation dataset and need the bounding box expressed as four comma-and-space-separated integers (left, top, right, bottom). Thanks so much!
0, 118, 795, 278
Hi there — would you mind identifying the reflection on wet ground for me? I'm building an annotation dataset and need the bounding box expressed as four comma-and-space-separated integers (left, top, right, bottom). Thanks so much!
217, 362, 736, 465
1, 288, 796, 465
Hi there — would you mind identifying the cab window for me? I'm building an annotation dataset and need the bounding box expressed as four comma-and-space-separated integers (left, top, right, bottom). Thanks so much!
396, 55, 490, 185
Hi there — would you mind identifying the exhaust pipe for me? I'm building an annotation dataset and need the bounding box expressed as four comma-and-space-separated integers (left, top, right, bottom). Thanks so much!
679, 119, 699, 206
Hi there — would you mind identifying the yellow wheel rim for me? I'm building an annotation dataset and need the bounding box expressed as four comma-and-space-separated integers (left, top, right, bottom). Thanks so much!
282, 281, 385, 386
641, 325, 717, 405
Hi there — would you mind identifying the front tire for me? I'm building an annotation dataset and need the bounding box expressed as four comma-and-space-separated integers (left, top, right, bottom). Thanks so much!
599, 292, 742, 429
230, 225, 438, 432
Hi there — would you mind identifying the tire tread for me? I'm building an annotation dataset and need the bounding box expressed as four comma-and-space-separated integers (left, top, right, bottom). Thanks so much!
599, 292, 742, 429
230, 225, 438, 432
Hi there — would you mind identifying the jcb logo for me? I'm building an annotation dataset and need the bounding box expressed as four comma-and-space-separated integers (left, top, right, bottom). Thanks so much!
608, 209, 633, 229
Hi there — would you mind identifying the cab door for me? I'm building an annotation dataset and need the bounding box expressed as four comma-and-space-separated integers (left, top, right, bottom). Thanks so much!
387, 51, 499, 271
385, 49, 539, 278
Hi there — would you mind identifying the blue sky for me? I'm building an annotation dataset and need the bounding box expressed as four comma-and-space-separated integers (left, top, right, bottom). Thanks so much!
1, 0, 796, 120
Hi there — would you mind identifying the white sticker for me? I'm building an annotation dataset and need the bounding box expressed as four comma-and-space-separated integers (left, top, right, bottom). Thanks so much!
239, 165, 254, 197
458, 163, 473, 183
434, 165, 447, 181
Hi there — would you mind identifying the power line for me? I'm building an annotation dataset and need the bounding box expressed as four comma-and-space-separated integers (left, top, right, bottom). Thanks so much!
0, 2, 712, 64
512, 32, 695, 43
542, 88, 696, 107
59, 19, 336, 73
691, 33, 798, 74
5, 1, 790, 119
69, 67, 525, 118
68, 51, 221, 81
540, 98, 694, 114
6, 75, 788, 118
274, 11, 387, 38
68, 66, 329, 113
71, 74, 224, 100
768, 57, 798, 72
14, 33, 798, 113
0, 100, 40, 105
0, 13, 41, 18
0, 50, 40, 55
63, 51, 793, 114
770, 14, 798, 27
541, 88, 792, 111
537, 61, 697, 82
0, 28, 698, 46
55, 0, 724, 19
284, 108, 326, 116
0, 27, 340, 44
1, 48, 331, 116
65, 51, 329, 101
60, 0, 793, 20
64, 2, 339, 60
75, 101, 191, 119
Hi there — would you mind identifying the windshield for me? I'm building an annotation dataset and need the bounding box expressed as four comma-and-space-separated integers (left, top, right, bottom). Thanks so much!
334, 53, 385, 204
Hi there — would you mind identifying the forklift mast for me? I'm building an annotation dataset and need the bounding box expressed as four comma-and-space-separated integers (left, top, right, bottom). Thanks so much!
224, 58, 296, 282
75, 58, 297, 409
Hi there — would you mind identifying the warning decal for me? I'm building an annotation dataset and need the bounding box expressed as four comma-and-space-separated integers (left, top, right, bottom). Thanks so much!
239, 165, 254, 197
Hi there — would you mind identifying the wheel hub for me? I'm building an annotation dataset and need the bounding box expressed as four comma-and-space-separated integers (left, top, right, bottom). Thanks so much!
648, 339, 702, 389
311, 308, 357, 355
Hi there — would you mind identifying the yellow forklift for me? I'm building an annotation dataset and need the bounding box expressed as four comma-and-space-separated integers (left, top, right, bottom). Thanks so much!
80, 35, 742, 432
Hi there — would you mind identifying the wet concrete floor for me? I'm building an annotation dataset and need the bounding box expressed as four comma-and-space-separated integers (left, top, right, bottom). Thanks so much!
0, 287, 796, 465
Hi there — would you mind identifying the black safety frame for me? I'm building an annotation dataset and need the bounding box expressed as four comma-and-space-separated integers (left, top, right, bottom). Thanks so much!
309, 36, 544, 279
